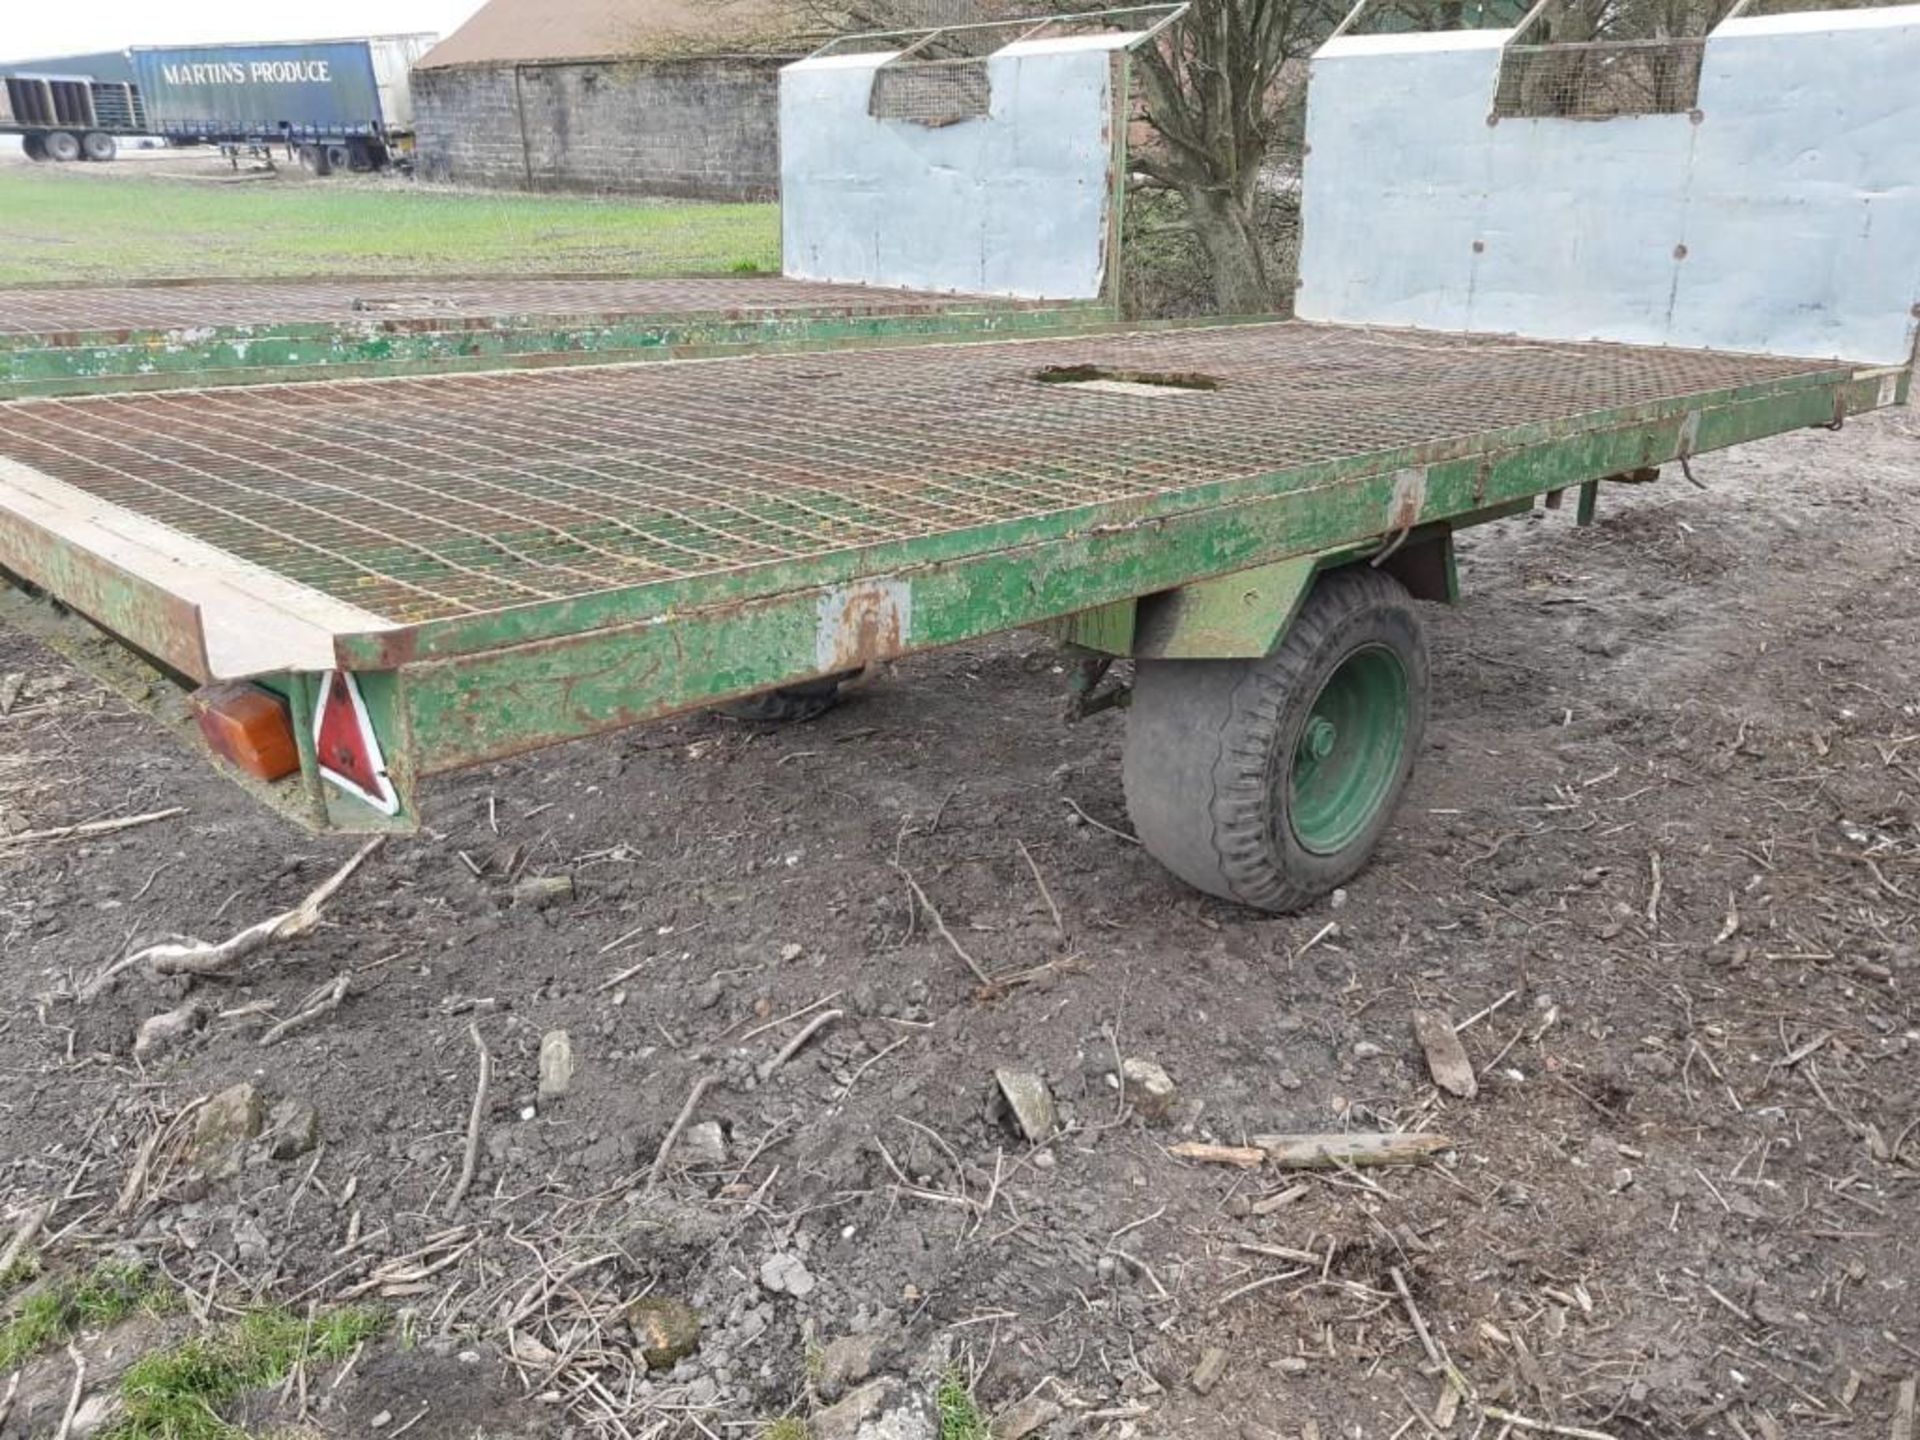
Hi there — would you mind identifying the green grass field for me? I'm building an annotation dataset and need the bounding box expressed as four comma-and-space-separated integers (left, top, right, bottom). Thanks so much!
0, 164, 781, 284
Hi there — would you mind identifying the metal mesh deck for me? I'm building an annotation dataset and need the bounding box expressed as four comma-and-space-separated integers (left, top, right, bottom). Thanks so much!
0, 322, 1831, 628
0, 276, 1028, 339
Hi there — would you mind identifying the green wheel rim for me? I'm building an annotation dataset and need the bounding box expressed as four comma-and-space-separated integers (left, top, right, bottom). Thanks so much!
1288, 644, 1410, 856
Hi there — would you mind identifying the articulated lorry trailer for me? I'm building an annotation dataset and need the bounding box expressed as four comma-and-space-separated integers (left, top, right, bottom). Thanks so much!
130, 35, 434, 173
3, 35, 432, 171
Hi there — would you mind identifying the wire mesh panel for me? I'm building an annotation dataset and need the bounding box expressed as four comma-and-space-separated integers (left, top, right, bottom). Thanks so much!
0, 323, 1834, 627
1494, 38, 1705, 118
869, 60, 993, 125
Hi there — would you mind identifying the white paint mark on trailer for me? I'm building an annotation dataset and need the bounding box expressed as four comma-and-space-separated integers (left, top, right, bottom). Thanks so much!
1296, 6, 1920, 364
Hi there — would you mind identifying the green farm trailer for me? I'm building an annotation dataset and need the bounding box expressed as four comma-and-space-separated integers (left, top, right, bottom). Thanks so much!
2, 1, 1915, 911
0, 321, 1905, 909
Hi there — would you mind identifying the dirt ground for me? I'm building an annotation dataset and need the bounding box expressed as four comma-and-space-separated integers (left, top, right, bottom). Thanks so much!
1, 396, 1916, 1440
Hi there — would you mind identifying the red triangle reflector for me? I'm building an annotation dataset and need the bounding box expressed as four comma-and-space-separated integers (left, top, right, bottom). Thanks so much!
314, 670, 399, 815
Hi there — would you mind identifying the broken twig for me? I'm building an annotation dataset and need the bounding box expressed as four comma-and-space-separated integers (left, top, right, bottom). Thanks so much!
649, 1075, 715, 1190
82, 838, 383, 999
443, 1022, 491, 1219
1253, 1132, 1451, 1169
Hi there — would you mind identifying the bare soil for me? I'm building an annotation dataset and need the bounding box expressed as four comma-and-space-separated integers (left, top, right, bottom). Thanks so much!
2, 401, 1916, 1440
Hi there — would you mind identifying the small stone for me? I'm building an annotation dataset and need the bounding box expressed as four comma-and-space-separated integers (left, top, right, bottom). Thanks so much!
513, 875, 575, 908
816, 1331, 885, 1400
539, 1030, 575, 1101
993, 1395, 1062, 1440
1352, 1040, 1384, 1059
812, 1377, 936, 1440
1122, 1058, 1177, 1122
370, 1410, 394, 1429
993, 1069, 1057, 1143
1411, 1009, 1478, 1099
135, 1001, 207, 1060
1031, 1150, 1056, 1171
628, 1296, 702, 1369
1190, 1345, 1229, 1395
673, 1120, 728, 1167
192, 1082, 265, 1177
759, 1251, 816, 1298
780, 942, 804, 962
1276, 1067, 1303, 1091
1329, 888, 1349, 910
1611, 1166, 1635, 1191
1274, 1355, 1309, 1375
266, 1100, 320, 1160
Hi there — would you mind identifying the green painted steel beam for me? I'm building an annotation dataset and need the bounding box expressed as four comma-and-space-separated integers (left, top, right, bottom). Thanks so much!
340, 362, 1862, 672
383, 368, 1883, 777
0, 303, 1117, 400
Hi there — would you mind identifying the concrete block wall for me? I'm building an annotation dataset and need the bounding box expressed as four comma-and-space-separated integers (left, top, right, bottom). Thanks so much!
412, 56, 782, 201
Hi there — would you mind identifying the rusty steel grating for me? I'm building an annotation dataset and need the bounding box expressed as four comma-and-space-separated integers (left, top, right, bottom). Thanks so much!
0, 275, 1029, 340
0, 323, 1832, 627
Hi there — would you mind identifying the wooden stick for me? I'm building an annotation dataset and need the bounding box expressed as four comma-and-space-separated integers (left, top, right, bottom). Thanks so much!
1482, 1406, 1617, 1440
0, 806, 185, 849
1893, 1377, 1916, 1440
1169, 1142, 1266, 1169
260, 973, 350, 1047
892, 866, 994, 987
1252, 1132, 1451, 1168
443, 1023, 491, 1219
82, 838, 382, 999
54, 1343, 86, 1440
648, 1075, 714, 1190
0, 1371, 19, 1433
756, 1010, 842, 1082
1016, 840, 1064, 937
0, 1198, 52, 1276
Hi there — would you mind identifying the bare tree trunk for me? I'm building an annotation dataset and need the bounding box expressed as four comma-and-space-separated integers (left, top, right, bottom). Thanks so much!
1180, 184, 1272, 315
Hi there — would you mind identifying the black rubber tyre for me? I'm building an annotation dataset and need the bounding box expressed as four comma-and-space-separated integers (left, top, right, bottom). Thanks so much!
81, 131, 117, 161
22, 135, 48, 162
43, 130, 81, 163
324, 144, 353, 173
1122, 567, 1428, 912
298, 144, 331, 176
718, 669, 862, 724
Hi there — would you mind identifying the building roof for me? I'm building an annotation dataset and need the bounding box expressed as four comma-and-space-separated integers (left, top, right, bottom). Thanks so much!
414, 0, 812, 67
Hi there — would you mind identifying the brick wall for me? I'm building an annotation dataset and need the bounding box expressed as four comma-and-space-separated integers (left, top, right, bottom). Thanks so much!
411, 57, 783, 201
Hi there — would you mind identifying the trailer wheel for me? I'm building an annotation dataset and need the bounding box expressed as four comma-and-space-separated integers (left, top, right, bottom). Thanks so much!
81, 132, 117, 161
718, 669, 863, 725
22, 135, 48, 162
43, 130, 81, 162
324, 144, 353, 173
1122, 567, 1428, 912
298, 144, 331, 176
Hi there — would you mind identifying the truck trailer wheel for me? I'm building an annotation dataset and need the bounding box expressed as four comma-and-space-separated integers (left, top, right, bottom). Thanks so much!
298, 144, 331, 176
81, 132, 117, 161
1122, 567, 1428, 912
43, 130, 81, 162
324, 144, 353, 173
22, 135, 47, 161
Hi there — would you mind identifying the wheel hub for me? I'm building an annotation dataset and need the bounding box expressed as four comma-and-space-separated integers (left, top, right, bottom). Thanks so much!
1302, 716, 1338, 761
1288, 645, 1411, 856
